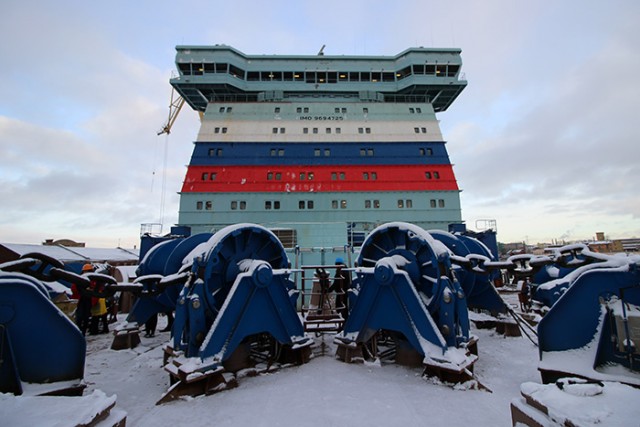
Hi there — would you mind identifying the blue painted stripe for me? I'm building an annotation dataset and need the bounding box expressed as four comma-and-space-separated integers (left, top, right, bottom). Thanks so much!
189, 141, 452, 166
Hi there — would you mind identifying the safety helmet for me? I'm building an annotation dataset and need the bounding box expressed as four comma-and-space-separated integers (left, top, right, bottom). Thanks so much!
335, 257, 344, 265
82, 263, 94, 272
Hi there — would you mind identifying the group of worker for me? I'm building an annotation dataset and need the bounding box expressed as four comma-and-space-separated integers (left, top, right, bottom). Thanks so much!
71, 263, 115, 336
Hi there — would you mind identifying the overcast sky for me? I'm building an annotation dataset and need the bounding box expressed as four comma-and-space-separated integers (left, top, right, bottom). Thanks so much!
1, 0, 638, 248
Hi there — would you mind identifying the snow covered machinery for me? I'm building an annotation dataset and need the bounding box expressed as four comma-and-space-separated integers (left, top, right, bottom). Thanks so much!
537, 254, 640, 386
334, 222, 478, 384
0, 254, 85, 396
157, 224, 313, 403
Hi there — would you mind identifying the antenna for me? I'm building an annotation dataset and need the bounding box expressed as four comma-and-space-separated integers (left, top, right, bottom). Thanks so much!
317, 45, 325, 56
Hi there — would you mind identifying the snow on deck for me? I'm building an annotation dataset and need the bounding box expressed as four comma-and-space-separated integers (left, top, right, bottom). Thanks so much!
5, 314, 640, 425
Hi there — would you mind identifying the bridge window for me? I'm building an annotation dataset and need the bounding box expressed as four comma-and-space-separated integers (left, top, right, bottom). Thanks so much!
229, 64, 245, 79
205, 201, 212, 210
303, 128, 309, 134
439, 199, 445, 207
340, 200, 347, 209
324, 149, 331, 156
396, 66, 411, 80
196, 201, 203, 210
434, 171, 440, 179
425, 172, 432, 179
202, 172, 208, 180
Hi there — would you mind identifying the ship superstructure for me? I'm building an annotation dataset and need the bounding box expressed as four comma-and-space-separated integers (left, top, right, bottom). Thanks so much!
170, 45, 467, 249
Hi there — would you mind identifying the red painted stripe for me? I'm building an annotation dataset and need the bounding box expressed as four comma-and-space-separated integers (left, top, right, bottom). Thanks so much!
181, 165, 459, 193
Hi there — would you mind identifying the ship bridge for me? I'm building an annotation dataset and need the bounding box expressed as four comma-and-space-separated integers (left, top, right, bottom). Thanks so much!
170, 45, 467, 113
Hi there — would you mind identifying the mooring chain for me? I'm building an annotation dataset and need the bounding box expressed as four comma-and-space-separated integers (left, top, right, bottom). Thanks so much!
448, 244, 604, 280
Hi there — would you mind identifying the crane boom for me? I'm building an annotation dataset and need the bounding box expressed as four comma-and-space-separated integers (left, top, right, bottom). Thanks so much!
157, 88, 185, 136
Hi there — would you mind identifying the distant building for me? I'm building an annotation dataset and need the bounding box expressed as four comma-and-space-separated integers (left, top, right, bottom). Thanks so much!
0, 242, 139, 271
587, 240, 623, 253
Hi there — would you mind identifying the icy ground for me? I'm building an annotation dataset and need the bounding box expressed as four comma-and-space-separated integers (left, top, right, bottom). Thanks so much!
77, 315, 541, 426
4, 311, 640, 426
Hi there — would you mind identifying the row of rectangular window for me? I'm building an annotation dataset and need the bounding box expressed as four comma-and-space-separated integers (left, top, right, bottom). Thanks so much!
181, 63, 460, 81
304, 128, 341, 134
210, 147, 434, 157
195, 198, 446, 211
209, 126, 436, 137
199, 170, 438, 181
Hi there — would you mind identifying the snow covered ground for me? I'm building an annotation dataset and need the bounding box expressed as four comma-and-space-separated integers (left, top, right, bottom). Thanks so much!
78, 315, 540, 426
4, 310, 640, 426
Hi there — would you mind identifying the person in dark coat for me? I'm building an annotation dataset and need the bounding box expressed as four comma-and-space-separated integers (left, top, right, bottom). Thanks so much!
72, 263, 94, 335
329, 257, 352, 321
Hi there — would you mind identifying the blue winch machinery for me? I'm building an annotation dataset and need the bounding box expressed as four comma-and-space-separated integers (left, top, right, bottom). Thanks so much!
525, 246, 640, 385
128, 224, 313, 402
0, 254, 86, 396
334, 222, 492, 383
